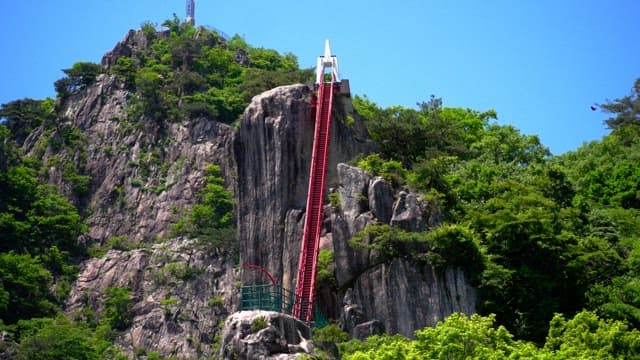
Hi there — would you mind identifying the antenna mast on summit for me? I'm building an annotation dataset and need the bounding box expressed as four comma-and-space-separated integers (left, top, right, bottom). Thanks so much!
186, 0, 195, 25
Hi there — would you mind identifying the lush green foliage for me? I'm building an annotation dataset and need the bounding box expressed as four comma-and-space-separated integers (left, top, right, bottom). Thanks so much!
339, 311, 640, 359
102, 287, 132, 331
15, 316, 99, 360
316, 249, 337, 286
600, 78, 640, 138
356, 154, 406, 187
0, 122, 87, 330
171, 164, 236, 250
0, 252, 55, 323
352, 78, 640, 343
351, 223, 484, 280
0, 161, 86, 256
112, 17, 313, 124
313, 324, 349, 343
0, 98, 55, 145
55, 62, 102, 98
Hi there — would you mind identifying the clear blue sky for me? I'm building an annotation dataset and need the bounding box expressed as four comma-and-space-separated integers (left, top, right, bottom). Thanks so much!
1, 0, 638, 154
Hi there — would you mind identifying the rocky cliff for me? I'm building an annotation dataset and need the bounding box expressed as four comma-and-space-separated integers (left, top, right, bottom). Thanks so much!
329, 164, 476, 337
235, 84, 376, 292
21, 29, 480, 358
23, 72, 237, 244
65, 238, 237, 358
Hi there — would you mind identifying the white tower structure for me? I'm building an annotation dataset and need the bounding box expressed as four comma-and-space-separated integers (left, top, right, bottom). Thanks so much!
315, 40, 340, 84
186, 0, 195, 25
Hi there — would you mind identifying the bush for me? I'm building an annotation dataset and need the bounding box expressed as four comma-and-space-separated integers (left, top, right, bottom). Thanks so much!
350, 223, 484, 277
356, 154, 406, 187
55, 62, 102, 97
316, 249, 336, 286
208, 295, 224, 307
0, 252, 55, 324
251, 316, 269, 332
16, 316, 97, 360
312, 324, 348, 343
171, 164, 236, 250
327, 192, 341, 210
102, 287, 131, 331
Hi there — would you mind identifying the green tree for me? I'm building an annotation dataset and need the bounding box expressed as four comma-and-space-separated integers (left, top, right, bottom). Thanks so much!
545, 310, 640, 359
0, 98, 55, 145
172, 164, 236, 249
412, 313, 527, 359
55, 62, 102, 97
341, 311, 640, 359
357, 153, 406, 187
556, 130, 640, 209
0, 125, 19, 171
0, 252, 55, 324
465, 178, 579, 341
16, 316, 98, 360
111, 56, 137, 90
102, 287, 132, 331
600, 78, 640, 134
0, 162, 86, 255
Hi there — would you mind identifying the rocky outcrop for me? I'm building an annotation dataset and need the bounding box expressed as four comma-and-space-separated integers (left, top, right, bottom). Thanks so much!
218, 311, 315, 360
234, 84, 477, 339
65, 238, 238, 359
331, 164, 477, 337
101, 29, 154, 70
23, 73, 237, 244
349, 260, 476, 336
235, 84, 376, 291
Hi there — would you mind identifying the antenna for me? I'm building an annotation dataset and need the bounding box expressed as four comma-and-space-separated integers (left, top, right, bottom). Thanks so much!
186, 0, 195, 25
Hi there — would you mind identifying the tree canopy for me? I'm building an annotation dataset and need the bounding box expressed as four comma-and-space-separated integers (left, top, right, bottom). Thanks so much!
353, 77, 640, 343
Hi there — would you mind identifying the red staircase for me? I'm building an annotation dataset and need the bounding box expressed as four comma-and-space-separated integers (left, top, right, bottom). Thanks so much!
292, 82, 335, 322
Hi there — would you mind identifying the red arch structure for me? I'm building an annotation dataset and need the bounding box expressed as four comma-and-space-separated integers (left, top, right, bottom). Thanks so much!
243, 263, 276, 286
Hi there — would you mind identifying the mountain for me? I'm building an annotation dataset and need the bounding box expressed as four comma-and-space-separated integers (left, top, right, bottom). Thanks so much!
2, 18, 640, 360
0, 22, 478, 359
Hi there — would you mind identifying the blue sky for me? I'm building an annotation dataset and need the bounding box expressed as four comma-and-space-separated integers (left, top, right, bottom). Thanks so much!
1, 0, 638, 154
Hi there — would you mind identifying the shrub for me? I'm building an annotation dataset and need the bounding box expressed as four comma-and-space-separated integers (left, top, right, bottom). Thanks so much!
327, 192, 341, 209
312, 324, 348, 343
208, 295, 224, 307
251, 316, 269, 332
356, 154, 406, 187
316, 249, 336, 286
102, 287, 132, 331
350, 223, 484, 277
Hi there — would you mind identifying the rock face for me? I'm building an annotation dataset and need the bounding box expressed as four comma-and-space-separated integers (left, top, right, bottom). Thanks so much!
234, 86, 477, 339
235, 84, 377, 291
350, 261, 476, 336
101, 29, 154, 69
66, 238, 237, 358
331, 164, 477, 337
218, 311, 313, 360
24, 35, 237, 245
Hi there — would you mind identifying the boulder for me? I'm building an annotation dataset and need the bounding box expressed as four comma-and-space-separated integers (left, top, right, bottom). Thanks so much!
218, 311, 312, 360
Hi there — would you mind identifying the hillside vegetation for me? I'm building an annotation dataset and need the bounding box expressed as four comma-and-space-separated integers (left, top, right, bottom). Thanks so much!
1, 15, 640, 358
350, 80, 640, 345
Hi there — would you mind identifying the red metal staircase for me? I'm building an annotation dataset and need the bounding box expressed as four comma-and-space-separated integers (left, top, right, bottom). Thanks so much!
292, 81, 335, 323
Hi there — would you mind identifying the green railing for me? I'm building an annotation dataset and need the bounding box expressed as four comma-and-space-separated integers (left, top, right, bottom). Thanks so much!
240, 284, 328, 328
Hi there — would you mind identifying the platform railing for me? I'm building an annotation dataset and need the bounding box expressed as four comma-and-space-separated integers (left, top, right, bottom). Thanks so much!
240, 284, 328, 328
